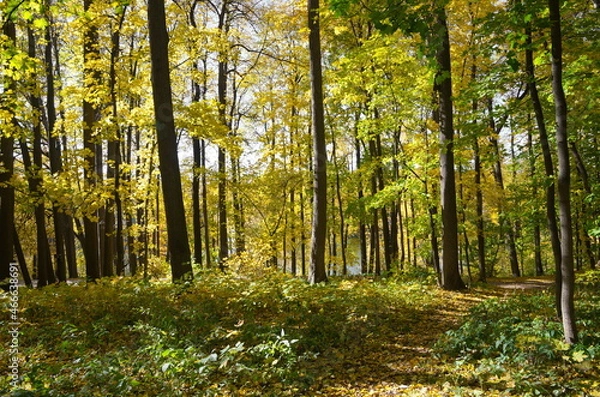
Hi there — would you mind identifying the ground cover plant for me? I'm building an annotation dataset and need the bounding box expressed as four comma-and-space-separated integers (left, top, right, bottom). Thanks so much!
2, 268, 600, 396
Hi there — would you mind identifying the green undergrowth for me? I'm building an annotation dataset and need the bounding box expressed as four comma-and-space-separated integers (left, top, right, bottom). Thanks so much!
3, 268, 600, 396
435, 270, 600, 396
1, 269, 441, 396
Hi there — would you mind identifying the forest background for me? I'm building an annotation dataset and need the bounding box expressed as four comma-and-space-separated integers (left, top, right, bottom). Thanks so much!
1, 0, 599, 288
1, 0, 600, 395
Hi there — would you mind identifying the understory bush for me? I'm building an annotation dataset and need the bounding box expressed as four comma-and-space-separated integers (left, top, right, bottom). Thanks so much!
0, 269, 424, 396
435, 271, 600, 396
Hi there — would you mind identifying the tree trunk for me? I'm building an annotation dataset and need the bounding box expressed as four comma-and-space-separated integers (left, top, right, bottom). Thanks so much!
44, 15, 68, 282
527, 127, 545, 276
470, 62, 487, 282
83, 0, 100, 281
549, 0, 577, 344
13, 226, 33, 288
104, 10, 127, 278
570, 141, 595, 269
147, 0, 193, 281
307, 0, 327, 284
332, 131, 348, 275
217, 3, 230, 268
232, 157, 245, 253
525, 21, 562, 312
355, 137, 368, 274
52, 28, 78, 279
0, 20, 16, 281
370, 171, 381, 276
435, 7, 465, 290
202, 139, 211, 268
20, 137, 54, 287
375, 135, 392, 272
487, 100, 520, 277
27, 27, 56, 286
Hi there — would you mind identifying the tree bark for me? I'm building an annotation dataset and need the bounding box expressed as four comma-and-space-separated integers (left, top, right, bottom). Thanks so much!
0, 20, 16, 281
355, 136, 368, 274
549, 0, 577, 344
487, 100, 520, 277
83, 0, 100, 281
104, 9, 127, 278
147, 0, 193, 281
217, 1, 230, 268
435, 7, 465, 290
307, 0, 328, 284
525, 21, 562, 309
13, 225, 33, 288
44, 13, 68, 282
27, 27, 56, 286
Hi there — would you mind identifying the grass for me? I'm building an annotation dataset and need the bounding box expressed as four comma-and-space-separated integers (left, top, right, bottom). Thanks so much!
1, 267, 600, 396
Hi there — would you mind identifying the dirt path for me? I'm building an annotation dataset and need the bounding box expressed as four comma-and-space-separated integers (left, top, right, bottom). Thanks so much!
310, 278, 553, 396
487, 276, 555, 291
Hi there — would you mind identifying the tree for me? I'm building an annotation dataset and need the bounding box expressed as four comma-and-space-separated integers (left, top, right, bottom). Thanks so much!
434, 6, 465, 290
0, 18, 17, 282
308, 0, 328, 284
548, 0, 577, 344
147, 0, 193, 282
82, 0, 101, 281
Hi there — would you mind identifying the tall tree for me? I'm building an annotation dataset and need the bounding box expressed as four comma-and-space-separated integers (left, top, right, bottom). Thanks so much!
548, 0, 577, 344
82, 0, 101, 281
523, 10, 561, 304
435, 6, 465, 290
44, 2, 69, 282
0, 18, 17, 281
26, 26, 55, 286
147, 0, 193, 281
308, 0, 328, 284
216, 0, 230, 268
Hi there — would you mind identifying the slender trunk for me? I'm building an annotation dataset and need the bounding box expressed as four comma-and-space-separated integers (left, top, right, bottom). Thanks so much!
375, 135, 392, 272
13, 226, 33, 288
104, 11, 126, 278
471, 63, 486, 282
355, 134, 368, 274
549, 0, 577, 344
83, 0, 100, 281
300, 189, 307, 276
202, 139, 211, 267
20, 137, 54, 287
27, 27, 55, 286
148, 0, 193, 281
191, 61, 203, 265
398, 198, 405, 269
390, 130, 401, 267
570, 142, 595, 269
402, 200, 410, 268
332, 133, 348, 275
488, 101, 520, 277
527, 126, 544, 276
525, 22, 562, 309
232, 157, 245, 253
53, 27, 78, 279
217, 4, 230, 268
369, 143, 381, 276
307, 0, 327, 284
192, 137, 202, 265
458, 164, 471, 283
411, 199, 417, 267
45, 16, 67, 282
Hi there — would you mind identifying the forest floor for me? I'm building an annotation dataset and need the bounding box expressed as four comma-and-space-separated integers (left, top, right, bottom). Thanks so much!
305, 276, 556, 396
2, 271, 599, 396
